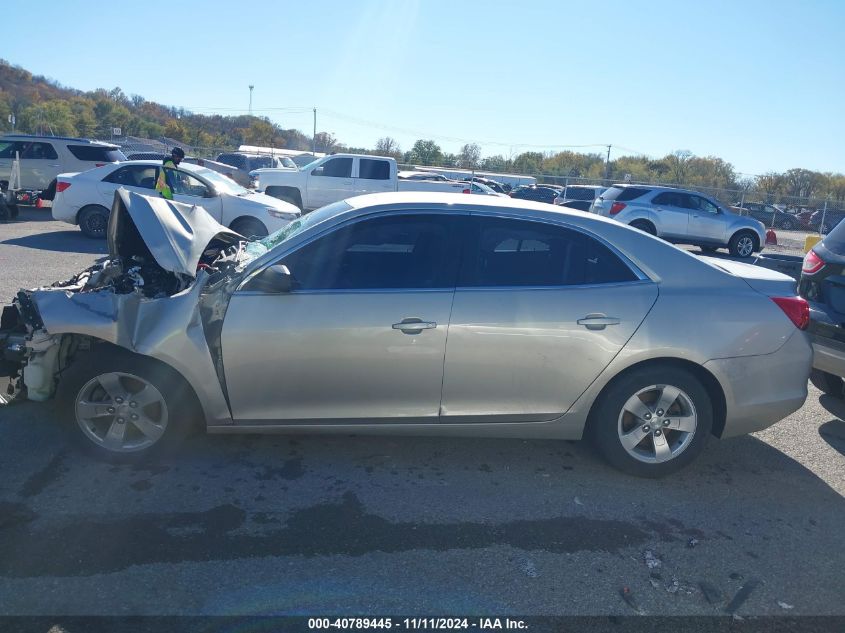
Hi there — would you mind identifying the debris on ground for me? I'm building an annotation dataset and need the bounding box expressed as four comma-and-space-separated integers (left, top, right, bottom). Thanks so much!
520, 559, 538, 578
687, 537, 699, 548
778, 601, 794, 610
700, 581, 724, 605
620, 587, 643, 614
573, 496, 583, 506
725, 578, 762, 614
643, 549, 662, 569
649, 578, 661, 589
666, 576, 696, 595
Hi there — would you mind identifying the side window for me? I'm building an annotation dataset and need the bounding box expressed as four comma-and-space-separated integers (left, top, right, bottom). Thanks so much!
652, 192, 682, 207
0, 141, 17, 159
168, 169, 209, 197
312, 157, 352, 178
280, 214, 460, 290
693, 196, 719, 214
20, 142, 58, 160
459, 217, 637, 287
359, 159, 390, 180
104, 166, 158, 188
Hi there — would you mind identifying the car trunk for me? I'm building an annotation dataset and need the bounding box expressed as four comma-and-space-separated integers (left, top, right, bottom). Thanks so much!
701, 256, 798, 296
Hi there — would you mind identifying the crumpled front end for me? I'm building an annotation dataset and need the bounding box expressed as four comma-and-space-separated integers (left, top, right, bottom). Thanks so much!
0, 190, 246, 426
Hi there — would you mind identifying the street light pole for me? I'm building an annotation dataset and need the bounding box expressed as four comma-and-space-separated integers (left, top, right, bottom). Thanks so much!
248, 85, 254, 115
604, 144, 612, 183
312, 108, 317, 155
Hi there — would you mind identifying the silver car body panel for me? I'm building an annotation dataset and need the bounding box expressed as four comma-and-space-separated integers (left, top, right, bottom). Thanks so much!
10, 192, 811, 441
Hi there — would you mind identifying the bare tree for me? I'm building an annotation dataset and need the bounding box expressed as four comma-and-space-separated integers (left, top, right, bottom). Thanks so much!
375, 136, 402, 159
458, 143, 481, 169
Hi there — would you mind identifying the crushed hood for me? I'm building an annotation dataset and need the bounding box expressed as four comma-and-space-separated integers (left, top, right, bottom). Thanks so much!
108, 189, 242, 278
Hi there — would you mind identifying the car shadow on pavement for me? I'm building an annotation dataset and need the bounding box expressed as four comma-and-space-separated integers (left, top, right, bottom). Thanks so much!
2, 401, 844, 615
818, 420, 845, 456
2, 232, 107, 255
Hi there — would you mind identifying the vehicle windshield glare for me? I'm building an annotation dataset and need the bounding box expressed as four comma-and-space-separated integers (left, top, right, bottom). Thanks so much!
242, 200, 353, 262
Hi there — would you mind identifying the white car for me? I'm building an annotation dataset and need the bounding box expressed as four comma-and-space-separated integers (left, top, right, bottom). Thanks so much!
52, 161, 301, 239
0, 134, 126, 191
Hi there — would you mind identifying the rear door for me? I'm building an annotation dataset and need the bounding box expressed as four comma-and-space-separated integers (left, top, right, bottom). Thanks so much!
306, 157, 354, 208
440, 215, 658, 421
98, 165, 160, 205
356, 158, 396, 194
19, 141, 60, 189
651, 191, 690, 238
686, 194, 727, 243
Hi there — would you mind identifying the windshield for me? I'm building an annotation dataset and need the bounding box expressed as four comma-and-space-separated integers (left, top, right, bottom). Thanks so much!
242, 200, 353, 262
191, 166, 249, 195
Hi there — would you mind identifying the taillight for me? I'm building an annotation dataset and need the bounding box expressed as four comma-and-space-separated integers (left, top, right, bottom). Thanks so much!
802, 250, 825, 275
95, 163, 105, 167
610, 202, 626, 215
771, 296, 810, 330
56, 181, 71, 193
462, 189, 470, 194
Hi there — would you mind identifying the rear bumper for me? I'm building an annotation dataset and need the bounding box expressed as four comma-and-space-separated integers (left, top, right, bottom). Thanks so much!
704, 329, 812, 438
811, 335, 845, 377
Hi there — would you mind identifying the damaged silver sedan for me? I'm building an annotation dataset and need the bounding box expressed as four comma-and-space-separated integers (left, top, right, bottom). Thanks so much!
0, 190, 813, 477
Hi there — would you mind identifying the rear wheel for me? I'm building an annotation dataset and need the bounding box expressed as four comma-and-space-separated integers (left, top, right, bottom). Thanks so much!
588, 366, 712, 477
230, 217, 268, 240
56, 348, 199, 462
700, 246, 719, 254
728, 231, 758, 258
629, 220, 656, 235
779, 217, 796, 230
810, 369, 844, 398
78, 205, 110, 239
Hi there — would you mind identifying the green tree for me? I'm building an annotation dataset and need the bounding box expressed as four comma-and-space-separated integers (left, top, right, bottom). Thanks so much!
409, 139, 443, 166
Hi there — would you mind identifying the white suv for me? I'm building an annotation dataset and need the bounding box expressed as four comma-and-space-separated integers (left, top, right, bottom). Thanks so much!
0, 135, 126, 191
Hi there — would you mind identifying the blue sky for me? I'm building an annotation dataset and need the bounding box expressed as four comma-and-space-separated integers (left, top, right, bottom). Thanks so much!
5, 0, 844, 175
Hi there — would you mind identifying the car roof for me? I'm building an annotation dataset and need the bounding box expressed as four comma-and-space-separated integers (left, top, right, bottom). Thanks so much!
1, 134, 117, 147
565, 184, 604, 189
111, 159, 204, 172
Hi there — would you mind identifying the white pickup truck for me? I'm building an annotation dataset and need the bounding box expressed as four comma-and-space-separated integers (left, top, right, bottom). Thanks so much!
250, 153, 502, 210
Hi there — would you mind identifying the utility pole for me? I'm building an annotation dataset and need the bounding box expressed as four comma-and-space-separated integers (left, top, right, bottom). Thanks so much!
312, 108, 317, 155
248, 85, 254, 115
604, 144, 612, 182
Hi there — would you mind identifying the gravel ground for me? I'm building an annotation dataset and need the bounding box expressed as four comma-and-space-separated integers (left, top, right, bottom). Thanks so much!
0, 208, 842, 617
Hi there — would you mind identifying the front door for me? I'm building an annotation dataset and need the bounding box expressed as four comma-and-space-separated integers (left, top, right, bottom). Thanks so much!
221, 213, 462, 422
306, 156, 354, 209
440, 215, 658, 421
167, 168, 223, 221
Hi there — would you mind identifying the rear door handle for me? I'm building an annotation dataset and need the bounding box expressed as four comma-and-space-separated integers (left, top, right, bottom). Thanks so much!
577, 314, 620, 330
392, 318, 437, 333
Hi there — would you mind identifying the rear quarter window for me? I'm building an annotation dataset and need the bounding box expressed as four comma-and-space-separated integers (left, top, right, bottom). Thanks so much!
67, 145, 125, 162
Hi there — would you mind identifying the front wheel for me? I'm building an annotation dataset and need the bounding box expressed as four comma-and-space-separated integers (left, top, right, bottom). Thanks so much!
56, 348, 199, 462
728, 231, 758, 258
588, 366, 712, 477
779, 217, 795, 230
230, 217, 269, 240
810, 369, 844, 398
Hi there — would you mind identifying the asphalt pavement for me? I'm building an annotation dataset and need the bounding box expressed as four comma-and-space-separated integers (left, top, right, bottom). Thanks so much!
0, 208, 843, 618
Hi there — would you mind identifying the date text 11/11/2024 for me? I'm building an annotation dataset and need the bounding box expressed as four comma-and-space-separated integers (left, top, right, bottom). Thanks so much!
308, 618, 529, 630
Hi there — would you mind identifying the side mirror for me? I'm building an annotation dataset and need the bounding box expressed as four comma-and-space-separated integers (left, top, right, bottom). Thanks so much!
243, 264, 293, 293
204, 187, 216, 198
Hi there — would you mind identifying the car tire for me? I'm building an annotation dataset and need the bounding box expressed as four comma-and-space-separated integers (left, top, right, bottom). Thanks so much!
629, 220, 656, 235
266, 187, 303, 210
779, 217, 795, 230
728, 231, 758, 258
810, 369, 844, 398
588, 366, 712, 478
700, 246, 719, 254
55, 347, 199, 462
78, 205, 110, 239
230, 217, 269, 240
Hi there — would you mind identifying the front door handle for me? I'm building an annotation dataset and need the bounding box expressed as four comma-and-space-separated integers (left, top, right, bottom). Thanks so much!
392, 318, 437, 333
577, 314, 620, 330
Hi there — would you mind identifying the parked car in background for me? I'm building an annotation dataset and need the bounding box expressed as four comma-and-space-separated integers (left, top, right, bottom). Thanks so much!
810, 208, 845, 234
593, 185, 766, 258
216, 152, 298, 187
466, 176, 508, 194
509, 185, 559, 205
558, 200, 593, 212
0, 192, 811, 477
731, 201, 806, 230
253, 153, 399, 210
51, 160, 300, 238
554, 185, 606, 207
0, 134, 125, 191
398, 170, 455, 181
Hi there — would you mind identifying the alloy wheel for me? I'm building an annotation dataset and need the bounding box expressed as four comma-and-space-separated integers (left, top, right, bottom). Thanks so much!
75, 372, 169, 452
617, 384, 698, 464
737, 236, 754, 257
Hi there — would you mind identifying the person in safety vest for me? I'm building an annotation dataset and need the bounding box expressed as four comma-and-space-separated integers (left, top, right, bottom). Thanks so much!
155, 147, 185, 199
